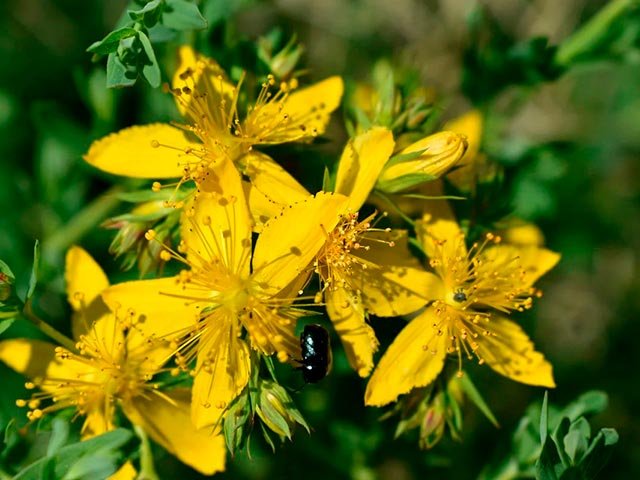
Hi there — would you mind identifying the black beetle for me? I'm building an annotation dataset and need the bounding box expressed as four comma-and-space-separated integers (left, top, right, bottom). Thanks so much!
299, 324, 332, 383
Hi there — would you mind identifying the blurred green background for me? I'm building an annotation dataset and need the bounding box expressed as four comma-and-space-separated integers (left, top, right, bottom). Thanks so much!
0, 0, 639, 478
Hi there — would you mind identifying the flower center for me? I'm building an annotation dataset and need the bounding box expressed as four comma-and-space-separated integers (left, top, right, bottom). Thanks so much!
314, 212, 394, 294
430, 232, 537, 313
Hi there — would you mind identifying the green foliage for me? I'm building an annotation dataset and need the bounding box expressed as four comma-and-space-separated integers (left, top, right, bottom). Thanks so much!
479, 391, 618, 480
224, 354, 310, 456
13, 428, 134, 480
88, 0, 207, 88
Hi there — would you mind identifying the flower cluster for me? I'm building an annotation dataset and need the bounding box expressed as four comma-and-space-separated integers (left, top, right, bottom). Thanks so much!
0, 45, 559, 475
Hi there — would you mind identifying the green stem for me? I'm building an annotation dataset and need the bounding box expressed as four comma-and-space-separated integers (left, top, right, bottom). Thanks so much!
23, 301, 77, 352
43, 185, 123, 261
372, 190, 415, 226
0, 466, 13, 480
134, 425, 159, 480
554, 0, 637, 66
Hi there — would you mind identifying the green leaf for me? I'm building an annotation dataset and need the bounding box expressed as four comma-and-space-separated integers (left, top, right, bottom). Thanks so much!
106, 53, 136, 88
128, 0, 164, 27
163, 0, 208, 30
540, 391, 549, 444
552, 417, 572, 468
536, 435, 560, 480
579, 428, 619, 478
384, 148, 428, 169
564, 417, 591, 464
259, 422, 277, 453
87, 27, 138, 56
14, 429, 134, 480
137, 32, 161, 88
376, 172, 438, 193
115, 188, 178, 203
458, 374, 499, 427
560, 391, 608, 421
26, 240, 40, 301
46, 418, 70, 457
0, 258, 21, 322
0, 317, 15, 332
262, 355, 278, 382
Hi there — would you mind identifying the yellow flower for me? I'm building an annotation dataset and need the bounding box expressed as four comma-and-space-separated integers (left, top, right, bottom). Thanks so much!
376, 131, 468, 193
272, 127, 434, 377
0, 247, 226, 476
101, 159, 347, 429
365, 199, 560, 406
83, 46, 341, 208
444, 110, 499, 191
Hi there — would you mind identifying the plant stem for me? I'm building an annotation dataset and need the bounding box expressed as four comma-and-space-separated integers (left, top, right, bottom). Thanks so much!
373, 191, 415, 226
555, 0, 636, 67
134, 425, 160, 480
43, 185, 123, 262
23, 301, 77, 352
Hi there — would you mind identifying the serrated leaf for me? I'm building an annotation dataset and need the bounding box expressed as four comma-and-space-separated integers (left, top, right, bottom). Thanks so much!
137, 32, 161, 88
87, 27, 138, 55
26, 240, 40, 301
106, 53, 136, 88
459, 374, 499, 427
163, 0, 208, 30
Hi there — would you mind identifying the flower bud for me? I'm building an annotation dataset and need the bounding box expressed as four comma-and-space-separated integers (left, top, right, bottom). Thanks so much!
255, 379, 309, 440
377, 131, 468, 193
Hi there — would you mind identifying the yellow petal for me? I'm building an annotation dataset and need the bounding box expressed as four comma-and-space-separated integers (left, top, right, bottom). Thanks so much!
246, 76, 344, 144
182, 159, 252, 277
499, 221, 545, 247
378, 131, 467, 184
0, 339, 92, 391
351, 230, 443, 316
476, 315, 555, 388
445, 110, 483, 164
240, 151, 309, 228
444, 110, 485, 191
108, 462, 137, 480
172, 45, 235, 127
252, 192, 348, 295
325, 286, 378, 377
101, 277, 200, 343
65, 246, 110, 339
125, 389, 226, 475
192, 312, 251, 430
81, 409, 114, 439
334, 127, 395, 211
416, 191, 465, 260
365, 307, 447, 406
480, 245, 560, 288
84, 124, 200, 179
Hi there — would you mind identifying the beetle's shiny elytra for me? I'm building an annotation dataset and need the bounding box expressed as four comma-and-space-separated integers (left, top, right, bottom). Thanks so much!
299, 324, 332, 383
